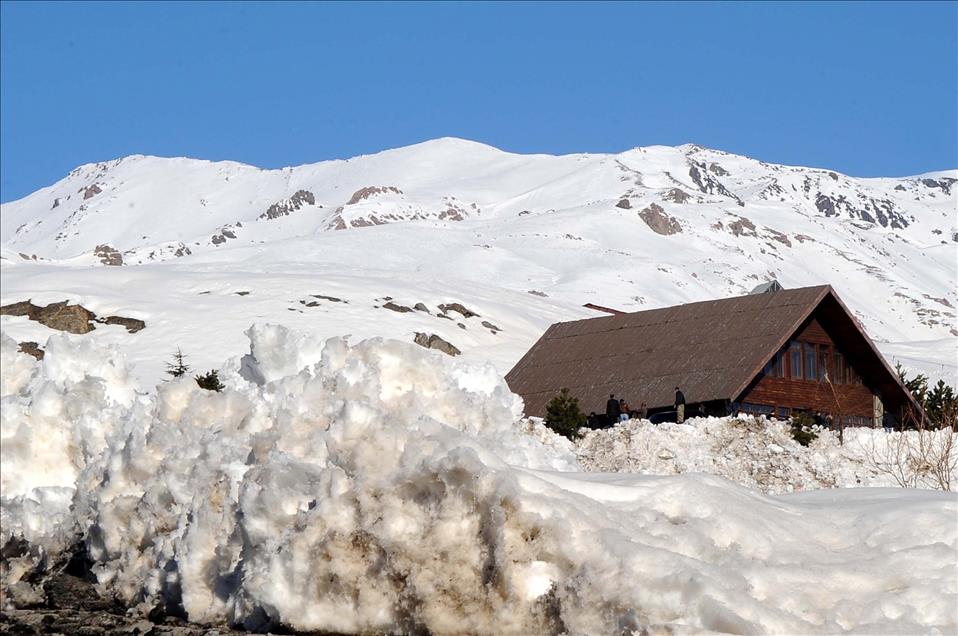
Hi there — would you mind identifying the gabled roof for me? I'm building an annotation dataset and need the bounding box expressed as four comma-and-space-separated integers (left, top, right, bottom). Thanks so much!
506, 285, 920, 418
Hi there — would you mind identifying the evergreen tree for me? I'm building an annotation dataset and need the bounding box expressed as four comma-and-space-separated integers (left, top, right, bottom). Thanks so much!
165, 348, 190, 378
789, 412, 818, 447
544, 388, 586, 440
896, 363, 957, 428
195, 369, 225, 392
926, 379, 957, 426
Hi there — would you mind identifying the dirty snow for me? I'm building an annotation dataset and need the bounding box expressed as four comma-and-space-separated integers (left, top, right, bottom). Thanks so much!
2, 326, 955, 634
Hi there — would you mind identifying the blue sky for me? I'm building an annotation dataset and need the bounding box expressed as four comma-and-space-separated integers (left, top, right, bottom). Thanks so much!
1, 1, 956, 202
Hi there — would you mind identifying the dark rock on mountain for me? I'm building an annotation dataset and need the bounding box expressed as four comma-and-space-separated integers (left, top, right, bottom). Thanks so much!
639, 203, 682, 236
1, 300, 96, 334
17, 341, 44, 360
98, 316, 146, 334
438, 302, 479, 318
709, 162, 729, 176
80, 184, 102, 199
663, 188, 691, 203
0, 300, 145, 334
259, 189, 316, 220
94, 244, 123, 266
615, 198, 632, 209
414, 332, 461, 356
688, 161, 743, 206
481, 320, 501, 333
383, 301, 413, 313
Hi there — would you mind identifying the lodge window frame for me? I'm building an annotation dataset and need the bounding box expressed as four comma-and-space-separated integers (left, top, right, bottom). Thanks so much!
775, 340, 861, 386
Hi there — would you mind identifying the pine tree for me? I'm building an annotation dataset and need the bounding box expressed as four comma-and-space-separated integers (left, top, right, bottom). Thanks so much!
926, 379, 957, 427
165, 348, 190, 378
195, 369, 225, 392
544, 388, 586, 440
789, 412, 818, 447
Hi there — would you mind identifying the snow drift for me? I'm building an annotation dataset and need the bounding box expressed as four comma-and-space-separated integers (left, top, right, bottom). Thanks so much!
576, 416, 958, 494
1, 327, 956, 634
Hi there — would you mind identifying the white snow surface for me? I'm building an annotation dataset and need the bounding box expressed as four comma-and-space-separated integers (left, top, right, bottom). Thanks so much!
2, 327, 956, 634
575, 416, 958, 494
1, 138, 956, 386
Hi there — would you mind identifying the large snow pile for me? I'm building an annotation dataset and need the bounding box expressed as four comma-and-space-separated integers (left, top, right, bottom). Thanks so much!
576, 416, 958, 494
2, 327, 956, 634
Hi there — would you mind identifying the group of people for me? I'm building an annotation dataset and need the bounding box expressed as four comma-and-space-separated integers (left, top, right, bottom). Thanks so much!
603, 394, 649, 423
585, 387, 689, 428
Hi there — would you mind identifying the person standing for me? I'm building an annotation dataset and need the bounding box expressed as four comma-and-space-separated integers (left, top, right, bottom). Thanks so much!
636, 401, 648, 420
674, 387, 686, 423
606, 394, 621, 426
882, 410, 897, 433
619, 398, 630, 422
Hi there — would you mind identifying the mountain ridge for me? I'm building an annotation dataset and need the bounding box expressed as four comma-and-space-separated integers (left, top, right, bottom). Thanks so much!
1, 138, 955, 386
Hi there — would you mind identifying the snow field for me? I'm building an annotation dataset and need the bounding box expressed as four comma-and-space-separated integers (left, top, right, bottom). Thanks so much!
1, 326, 956, 634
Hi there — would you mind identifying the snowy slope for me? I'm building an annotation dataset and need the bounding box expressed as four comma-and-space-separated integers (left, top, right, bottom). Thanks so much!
2, 138, 956, 385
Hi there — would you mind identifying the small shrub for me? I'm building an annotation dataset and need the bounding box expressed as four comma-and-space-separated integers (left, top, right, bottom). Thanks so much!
545, 388, 586, 440
790, 412, 818, 447
195, 369, 225, 392
165, 348, 190, 378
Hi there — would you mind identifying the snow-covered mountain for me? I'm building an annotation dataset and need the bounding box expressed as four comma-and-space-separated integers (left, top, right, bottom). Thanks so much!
2, 138, 955, 384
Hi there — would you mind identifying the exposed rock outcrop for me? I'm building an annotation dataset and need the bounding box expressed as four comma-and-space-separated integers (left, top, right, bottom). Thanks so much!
99, 316, 146, 334
709, 162, 729, 176
438, 302, 479, 318
80, 184, 102, 199
413, 332, 461, 356
663, 188, 691, 203
1, 300, 97, 334
17, 341, 44, 360
383, 301, 413, 313
615, 198, 632, 209
93, 244, 123, 266
347, 185, 402, 205
259, 190, 316, 220
688, 161, 743, 206
638, 203, 682, 236
0, 300, 145, 334
211, 224, 240, 245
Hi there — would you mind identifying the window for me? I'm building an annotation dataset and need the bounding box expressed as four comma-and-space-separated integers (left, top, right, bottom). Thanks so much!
845, 362, 861, 385
789, 342, 803, 379
818, 347, 829, 383
741, 403, 774, 416
832, 351, 845, 385
804, 343, 817, 381
763, 350, 784, 378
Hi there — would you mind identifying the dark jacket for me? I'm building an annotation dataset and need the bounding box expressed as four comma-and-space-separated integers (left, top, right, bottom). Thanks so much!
882, 411, 897, 430
606, 398, 621, 419
674, 390, 686, 407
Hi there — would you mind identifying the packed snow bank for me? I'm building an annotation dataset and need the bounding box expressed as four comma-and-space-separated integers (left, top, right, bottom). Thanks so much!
576, 416, 958, 494
2, 327, 957, 634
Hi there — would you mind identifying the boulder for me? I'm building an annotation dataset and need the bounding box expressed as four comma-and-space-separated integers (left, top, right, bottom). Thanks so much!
413, 333, 461, 357
638, 203, 682, 236
438, 302, 479, 318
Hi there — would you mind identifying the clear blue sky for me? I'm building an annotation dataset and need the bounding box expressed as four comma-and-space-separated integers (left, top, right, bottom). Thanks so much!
2, 1, 956, 202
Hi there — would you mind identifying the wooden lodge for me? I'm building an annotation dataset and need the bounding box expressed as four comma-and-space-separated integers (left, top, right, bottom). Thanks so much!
505, 285, 921, 426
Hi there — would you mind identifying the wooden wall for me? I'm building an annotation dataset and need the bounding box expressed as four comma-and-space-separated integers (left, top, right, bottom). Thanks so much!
743, 376, 873, 417
740, 316, 875, 418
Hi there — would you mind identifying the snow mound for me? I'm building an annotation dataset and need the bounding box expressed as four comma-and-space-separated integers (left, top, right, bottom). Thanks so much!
576, 416, 958, 494
2, 327, 956, 634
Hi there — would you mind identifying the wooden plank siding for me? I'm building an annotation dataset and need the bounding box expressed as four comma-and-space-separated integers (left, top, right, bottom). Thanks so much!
739, 314, 875, 418
743, 376, 873, 418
